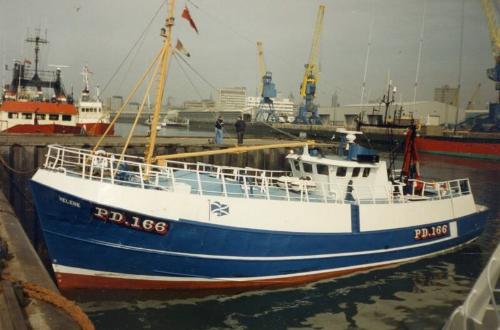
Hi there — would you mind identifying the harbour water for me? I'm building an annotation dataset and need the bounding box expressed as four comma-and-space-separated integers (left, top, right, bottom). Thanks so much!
68, 149, 499, 329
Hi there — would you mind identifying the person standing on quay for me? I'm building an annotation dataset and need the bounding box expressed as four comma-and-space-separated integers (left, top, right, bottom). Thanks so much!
235, 115, 246, 145
214, 115, 224, 144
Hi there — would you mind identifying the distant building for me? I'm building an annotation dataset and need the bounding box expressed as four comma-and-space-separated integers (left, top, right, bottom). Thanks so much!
176, 88, 252, 123
218, 87, 247, 110
434, 85, 458, 105
246, 96, 295, 115
183, 99, 216, 109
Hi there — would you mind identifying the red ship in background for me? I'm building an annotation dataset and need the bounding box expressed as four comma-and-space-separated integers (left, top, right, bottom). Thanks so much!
0, 30, 113, 136
416, 0, 500, 161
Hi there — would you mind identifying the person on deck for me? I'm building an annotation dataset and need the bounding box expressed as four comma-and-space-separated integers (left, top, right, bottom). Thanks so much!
214, 115, 224, 144
235, 115, 246, 145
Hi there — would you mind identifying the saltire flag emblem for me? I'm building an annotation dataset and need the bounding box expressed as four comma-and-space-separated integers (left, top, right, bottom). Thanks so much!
181, 5, 199, 33
210, 201, 229, 216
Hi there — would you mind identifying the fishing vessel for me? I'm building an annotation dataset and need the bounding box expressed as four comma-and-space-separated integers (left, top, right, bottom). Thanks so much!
0, 32, 113, 136
415, 104, 500, 160
30, 3, 489, 290
416, 134, 500, 160
416, 0, 500, 161
75, 66, 114, 136
0, 31, 82, 134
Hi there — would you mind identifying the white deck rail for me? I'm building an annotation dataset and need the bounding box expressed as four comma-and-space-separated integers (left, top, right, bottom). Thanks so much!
43, 145, 472, 205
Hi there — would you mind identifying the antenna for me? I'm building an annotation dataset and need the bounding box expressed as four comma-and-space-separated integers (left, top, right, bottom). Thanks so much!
48, 64, 70, 70
25, 28, 49, 77
413, 1, 426, 113
81, 65, 92, 92
454, 0, 465, 133
361, 16, 375, 104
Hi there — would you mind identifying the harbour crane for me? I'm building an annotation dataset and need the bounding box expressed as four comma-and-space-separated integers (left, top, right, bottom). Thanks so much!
295, 5, 325, 125
255, 41, 278, 122
480, 0, 500, 129
465, 83, 481, 110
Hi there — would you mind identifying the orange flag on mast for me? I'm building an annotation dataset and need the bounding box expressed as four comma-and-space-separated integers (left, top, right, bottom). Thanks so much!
181, 6, 199, 33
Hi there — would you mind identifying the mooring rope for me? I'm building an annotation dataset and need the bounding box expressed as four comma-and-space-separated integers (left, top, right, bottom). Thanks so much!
1, 274, 95, 330
0, 154, 37, 175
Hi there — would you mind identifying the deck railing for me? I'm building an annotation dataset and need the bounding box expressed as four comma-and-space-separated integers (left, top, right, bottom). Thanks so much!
42, 145, 472, 205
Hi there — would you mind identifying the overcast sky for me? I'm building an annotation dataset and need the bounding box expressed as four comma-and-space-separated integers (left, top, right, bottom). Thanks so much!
0, 0, 497, 108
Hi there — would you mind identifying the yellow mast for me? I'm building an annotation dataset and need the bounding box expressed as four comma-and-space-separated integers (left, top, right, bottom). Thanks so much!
144, 0, 176, 166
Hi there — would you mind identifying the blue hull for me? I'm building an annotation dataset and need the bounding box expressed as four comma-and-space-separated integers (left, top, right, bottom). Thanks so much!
30, 180, 488, 290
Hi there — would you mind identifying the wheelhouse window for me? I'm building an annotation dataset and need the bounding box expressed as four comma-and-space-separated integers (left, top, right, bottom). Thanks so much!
49, 114, 59, 120
352, 167, 360, 177
36, 114, 46, 120
8, 113, 18, 119
336, 167, 347, 177
302, 162, 313, 173
22, 113, 32, 119
316, 164, 329, 175
363, 168, 371, 177
62, 115, 72, 121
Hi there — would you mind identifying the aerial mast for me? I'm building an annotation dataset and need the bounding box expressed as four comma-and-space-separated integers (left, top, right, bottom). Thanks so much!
25, 28, 48, 89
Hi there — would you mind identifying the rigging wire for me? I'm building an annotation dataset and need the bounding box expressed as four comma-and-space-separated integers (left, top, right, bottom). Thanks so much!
173, 53, 205, 100
174, 51, 218, 91
116, 29, 150, 93
100, 0, 167, 95
186, 0, 254, 45
186, 0, 298, 74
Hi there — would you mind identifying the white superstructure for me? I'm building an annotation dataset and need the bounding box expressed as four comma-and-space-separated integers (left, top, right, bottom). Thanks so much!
76, 66, 110, 125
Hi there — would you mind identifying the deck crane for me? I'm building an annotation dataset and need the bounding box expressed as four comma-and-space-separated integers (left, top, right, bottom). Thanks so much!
295, 5, 325, 125
255, 41, 278, 122
480, 0, 500, 129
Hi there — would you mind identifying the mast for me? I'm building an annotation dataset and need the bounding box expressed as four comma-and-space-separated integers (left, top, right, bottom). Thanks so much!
144, 0, 176, 165
25, 28, 48, 87
453, 0, 465, 133
82, 66, 90, 93
360, 17, 374, 105
412, 0, 426, 113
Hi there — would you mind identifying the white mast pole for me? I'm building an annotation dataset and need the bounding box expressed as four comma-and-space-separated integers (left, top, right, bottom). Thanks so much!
413, 0, 427, 112
361, 16, 375, 105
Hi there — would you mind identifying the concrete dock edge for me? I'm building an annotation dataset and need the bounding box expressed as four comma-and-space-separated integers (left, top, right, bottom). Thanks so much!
0, 190, 81, 329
